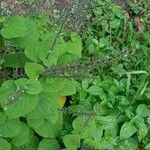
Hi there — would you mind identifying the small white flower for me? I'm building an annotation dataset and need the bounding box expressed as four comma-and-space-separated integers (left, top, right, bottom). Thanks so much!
124, 54, 128, 58
11, 97, 15, 100
4, 107, 7, 110
106, 55, 110, 59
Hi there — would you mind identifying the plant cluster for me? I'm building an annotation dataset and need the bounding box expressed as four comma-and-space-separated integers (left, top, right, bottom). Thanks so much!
0, 0, 150, 149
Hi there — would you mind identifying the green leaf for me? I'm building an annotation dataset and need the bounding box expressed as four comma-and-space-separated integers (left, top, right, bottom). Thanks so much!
27, 115, 63, 138
12, 123, 32, 146
24, 42, 41, 62
120, 122, 137, 139
38, 138, 60, 150
43, 53, 58, 67
13, 18, 39, 48
15, 78, 28, 88
116, 138, 138, 150
27, 93, 59, 123
0, 119, 22, 138
87, 86, 105, 97
145, 143, 150, 150
25, 39, 51, 62
73, 116, 97, 139
57, 53, 79, 64
136, 104, 150, 117
25, 62, 44, 80
98, 115, 117, 129
5, 94, 38, 119
1, 16, 27, 39
0, 80, 16, 103
4, 52, 30, 67
26, 80, 43, 95
88, 44, 95, 55
134, 117, 148, 141
11, 135, 39, 150
111, 19, 121, 29
42, 78, 76, 96
65, 34, 82, 57
63, 134, 80, 150
0, 138, 11, 150
97, 136, 117, 149
58, 79, 76, 96
0, 112, 6, 124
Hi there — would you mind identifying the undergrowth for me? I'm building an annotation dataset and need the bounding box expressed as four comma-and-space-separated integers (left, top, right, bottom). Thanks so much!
0, 0, 150, 149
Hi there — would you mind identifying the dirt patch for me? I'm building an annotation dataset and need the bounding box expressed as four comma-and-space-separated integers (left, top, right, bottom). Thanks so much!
1, 0, 93, 32
52, 0, 93, 32
1, 0, 53, 15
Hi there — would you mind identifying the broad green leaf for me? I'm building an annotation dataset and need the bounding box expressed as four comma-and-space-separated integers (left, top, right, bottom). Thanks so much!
134, 117, 148, 141
98, 115, 117, 129
42, 78, 76, 96
83, 138, 99, 150
5, 94, 38, 119
145, 143, 150, 150
58, 79, 76, 96
43, 53, 58, 67
111, 19, 121, 29
24, 42, 42, 62
26, 80, 43, 95
87, 86, 104, 96
94, 124, 103, 140
0, 119, 21, 138
25, 62, 44, 80
14, 18, 39, 48
27, 115, 63, 138
97, 136, 117, 149
41, 36, 65, 66
1, 16, 27, 39
63, 134, 80, 150
105, 126, 118, 138
0, 80, 16, 103
120, 122, 137, 139
12, 123, 32, 146
4, 52, 30, 68
0, 138, 11, 150
64, 35, 82, 57
15, 78, 28, 88
11, 135, 39, 150
116, 138, 138, 150
26, 135, 39, 150
57, 53, 79, 64
27, 93, 59, 123
73, 116, 97, 138
136, 104, 150, 117
0, 112, 6, 124
44, 78, 64, 93
25, 39, 51, 62
38, 138, 60, 150
88, 43, 95, 54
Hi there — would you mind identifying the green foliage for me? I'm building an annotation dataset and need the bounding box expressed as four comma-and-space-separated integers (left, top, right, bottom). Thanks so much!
63, 134, 80, 150
0, 0, 150, 149
1, 16, 27, 39
0, 138, 11, 150
38, 138, 60, 150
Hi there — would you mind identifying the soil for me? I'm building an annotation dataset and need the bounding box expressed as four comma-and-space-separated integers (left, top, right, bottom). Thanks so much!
1, 0, 134, 32
1, 0, 92, 32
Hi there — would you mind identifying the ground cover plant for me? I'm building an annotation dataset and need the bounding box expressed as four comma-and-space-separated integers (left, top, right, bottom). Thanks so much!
0, 0, 150, 149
